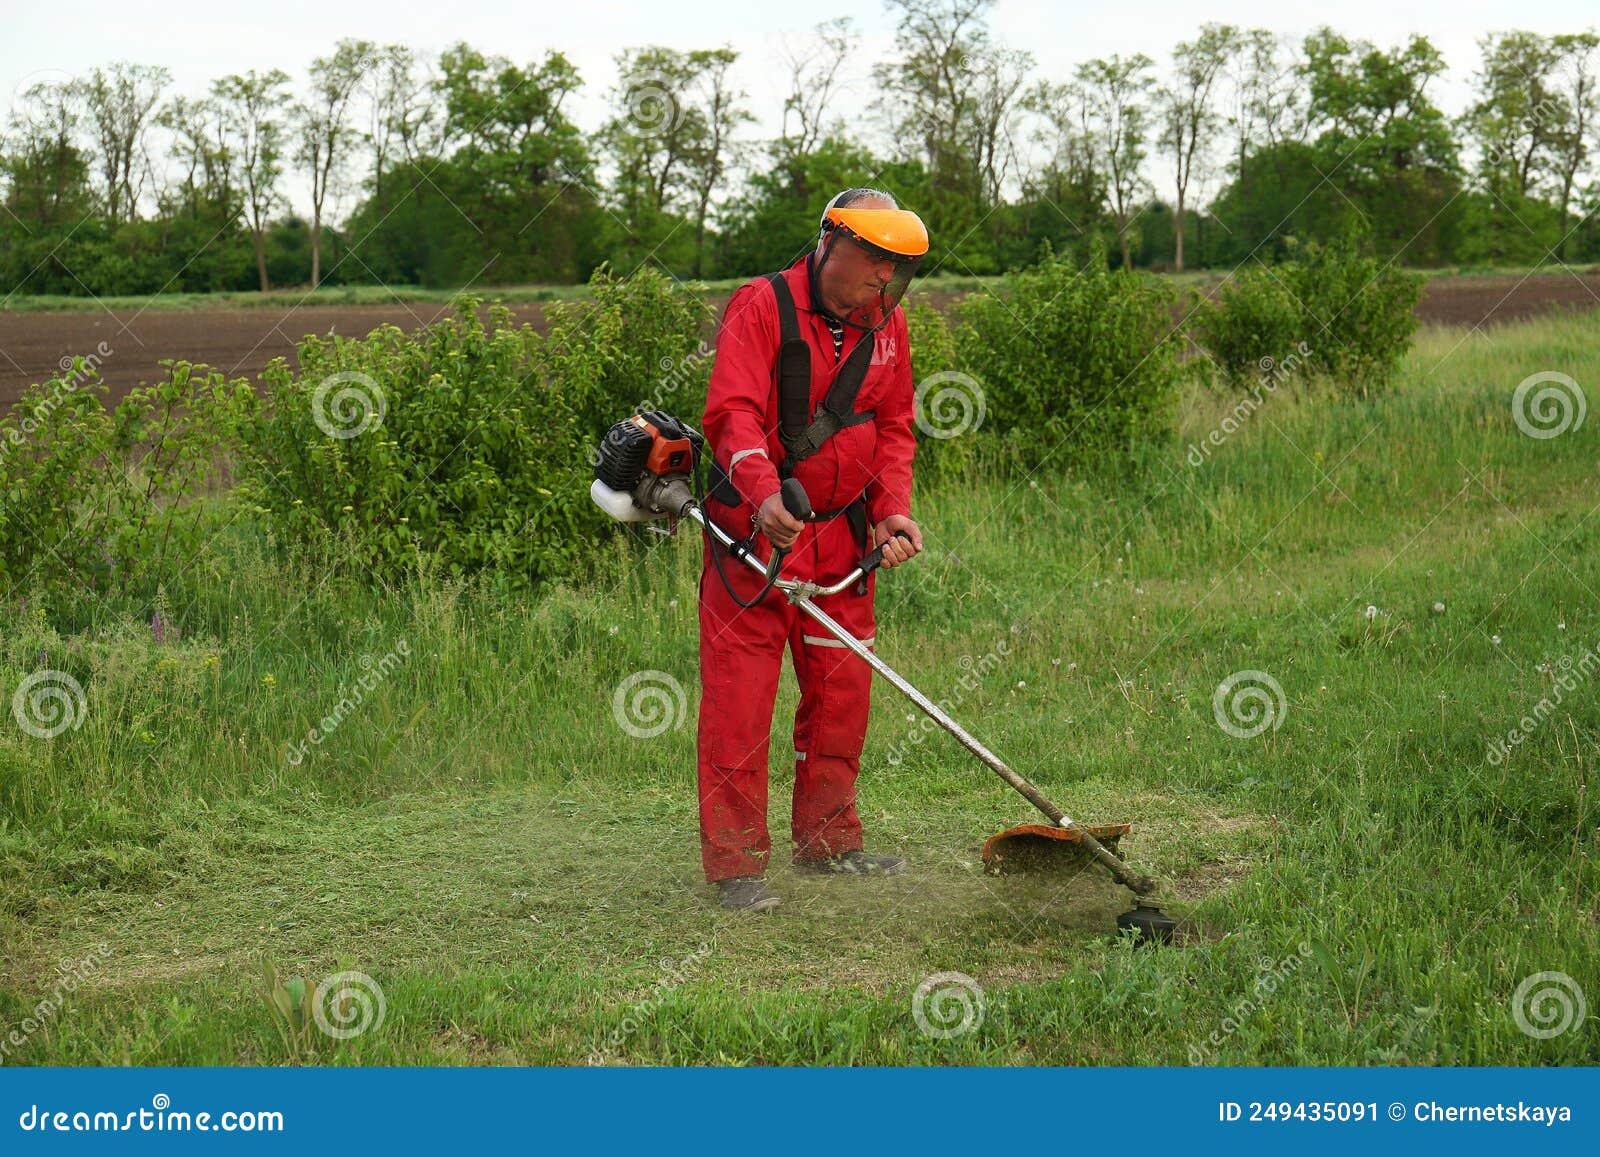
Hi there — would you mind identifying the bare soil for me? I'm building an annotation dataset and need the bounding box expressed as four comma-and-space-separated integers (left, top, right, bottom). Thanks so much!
2, 272, 1596, 410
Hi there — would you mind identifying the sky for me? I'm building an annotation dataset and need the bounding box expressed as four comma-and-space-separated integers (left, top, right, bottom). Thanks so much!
3, 0, 1597, 221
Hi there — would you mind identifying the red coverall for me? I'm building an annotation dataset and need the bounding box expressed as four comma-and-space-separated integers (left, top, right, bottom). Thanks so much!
698, 254, 916, 883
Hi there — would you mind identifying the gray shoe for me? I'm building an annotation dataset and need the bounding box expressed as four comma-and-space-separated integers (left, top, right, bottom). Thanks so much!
715, 876, 781, 912
795, 849, 908, 876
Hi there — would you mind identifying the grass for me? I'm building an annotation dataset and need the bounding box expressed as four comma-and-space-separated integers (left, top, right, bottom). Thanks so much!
0, 273, 1004, 314
5, 265, 1593, 315
1, 312, 1598, 1065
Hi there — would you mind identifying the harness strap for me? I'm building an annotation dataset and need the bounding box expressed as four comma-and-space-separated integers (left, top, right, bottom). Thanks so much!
765, 272, 875, 479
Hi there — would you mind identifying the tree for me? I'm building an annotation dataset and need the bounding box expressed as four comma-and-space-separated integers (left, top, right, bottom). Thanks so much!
1227, 29, 1306, 182
1014, 79, 1108, 267
720, 20, 904, 276
214, 70, 291, 291
776, 17, 856, 175
1460, 31, 1569, 263
2, 79, 94, 228
1464, 32, 1564, 199
1217, 28, 1306, 255
364, 44, 442, 218
873, 0, 1029, 271
1159, 23, 1240, 270
1301, 29, 1461, 264
968, 45, 1033, 207
683, 49, 752, 277
874, 0, 992, 183
725, 16, 861, 256
1076, 54, 1155, 268
78, 62, 171, 224
295, 39, 378, 287
1549, 32, 1600, 260
434, 42, 594, 283
1203, 140, 1344, 264
599, 47, 718, 273
156, 95, 235, 217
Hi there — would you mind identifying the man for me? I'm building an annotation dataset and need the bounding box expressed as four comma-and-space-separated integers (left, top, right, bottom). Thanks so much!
697, 187, 927, 913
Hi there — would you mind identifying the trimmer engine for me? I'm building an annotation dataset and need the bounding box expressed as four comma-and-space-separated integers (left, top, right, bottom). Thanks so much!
591, 412, 703, 524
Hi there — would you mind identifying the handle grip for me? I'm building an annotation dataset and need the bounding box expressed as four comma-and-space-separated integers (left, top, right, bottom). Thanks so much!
857, 530, 914, 575
762, 480, 812, 580
780, 478, 812, 520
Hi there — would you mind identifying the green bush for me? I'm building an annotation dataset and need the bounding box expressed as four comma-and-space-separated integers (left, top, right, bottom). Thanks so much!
235, 269, 716, 591
1285, 235, 1423, 391
1195, 234, 1423, 393
0, 358, 251, 605
903, 300, 977, 486
541, 264, 711, 442
236, 298, 597, 589
1191, 267, 1305, 388
950, 246, 1184, 468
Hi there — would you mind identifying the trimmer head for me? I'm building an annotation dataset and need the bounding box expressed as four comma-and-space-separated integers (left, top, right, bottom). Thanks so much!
980, 822, 1130, 876
983, 822, 1180, 947
1116, 902, 1179, 946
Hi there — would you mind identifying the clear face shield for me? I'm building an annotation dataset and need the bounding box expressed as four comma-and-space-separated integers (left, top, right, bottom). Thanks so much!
811, 207, 929, 331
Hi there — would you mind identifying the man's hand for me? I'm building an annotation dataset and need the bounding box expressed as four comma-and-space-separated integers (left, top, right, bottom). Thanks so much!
756, 490, 805, 549
872, 514, 922, 569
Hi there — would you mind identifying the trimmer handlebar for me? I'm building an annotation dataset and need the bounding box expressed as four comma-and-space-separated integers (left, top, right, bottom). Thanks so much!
857, 530, 914, 576
696, 475, 916, 600
770, 479, 914, 583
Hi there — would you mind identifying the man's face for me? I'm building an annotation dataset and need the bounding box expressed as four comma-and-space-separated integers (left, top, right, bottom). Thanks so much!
817, 201, 901, 320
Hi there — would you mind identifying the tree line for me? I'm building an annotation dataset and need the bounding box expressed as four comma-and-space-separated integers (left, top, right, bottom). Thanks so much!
3, 0, 1598, 296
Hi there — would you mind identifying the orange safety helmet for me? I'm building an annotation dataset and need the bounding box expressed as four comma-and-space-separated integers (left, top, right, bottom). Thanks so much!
813, 195, 929, 331
822, 206, 930, 260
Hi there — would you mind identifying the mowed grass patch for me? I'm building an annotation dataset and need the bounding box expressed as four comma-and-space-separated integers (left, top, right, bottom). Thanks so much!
1, 312, 1597, 1064
0, 778, 1260, 1065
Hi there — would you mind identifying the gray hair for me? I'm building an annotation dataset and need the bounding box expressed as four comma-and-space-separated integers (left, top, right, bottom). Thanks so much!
819, 187, 898, 243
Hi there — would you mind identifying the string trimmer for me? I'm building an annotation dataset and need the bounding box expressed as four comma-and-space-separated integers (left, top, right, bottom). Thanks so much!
590, 412, 1178, 945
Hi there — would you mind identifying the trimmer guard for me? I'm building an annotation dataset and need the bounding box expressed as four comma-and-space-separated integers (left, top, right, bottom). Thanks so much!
981, 823, 1131, 876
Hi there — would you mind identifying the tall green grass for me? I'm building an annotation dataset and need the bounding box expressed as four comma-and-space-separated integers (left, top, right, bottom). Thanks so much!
0, 313, 1596, 1065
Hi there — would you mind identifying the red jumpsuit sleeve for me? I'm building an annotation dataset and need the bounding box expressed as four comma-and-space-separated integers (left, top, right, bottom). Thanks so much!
866, 311, 916, 524
702, 283, 782, 510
